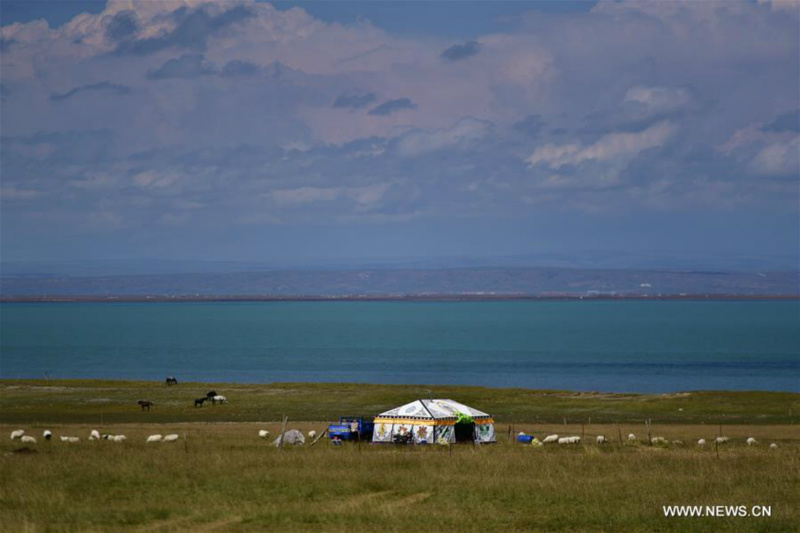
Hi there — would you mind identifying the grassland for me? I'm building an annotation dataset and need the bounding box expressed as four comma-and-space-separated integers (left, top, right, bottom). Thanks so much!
2, 379, 798, 425
1, 380, 799, 533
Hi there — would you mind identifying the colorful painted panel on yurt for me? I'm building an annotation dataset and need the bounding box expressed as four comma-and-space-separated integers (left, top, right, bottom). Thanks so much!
476, 423, 496, 443
392, 423, 413, 438
373, 422, 393, 442
435, 425, 455, 444
412, 424, 434, 444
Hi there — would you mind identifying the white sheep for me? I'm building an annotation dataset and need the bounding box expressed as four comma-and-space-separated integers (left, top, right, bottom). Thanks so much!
627, 433, 637, 441
714, 437, 729, 444
672, 440, 684, 446
258, 430, 270, 439
769, 443, 778, 450
10, 429, 25, 440
146, 434, 163, 443
20, 435, 37, 444
113, 435, 127, 442
651, 437, 668, 445
697, 438, 707, 447
308, 430, 317, 439
542, 434, 559, 444
89, 430, 101, 441
557, 436, 581, 445
596, 435, 607, 444
59, 436, 79, 443
163, 434, 180, 442
746, 437, 758, 446
43, 430, 52, 441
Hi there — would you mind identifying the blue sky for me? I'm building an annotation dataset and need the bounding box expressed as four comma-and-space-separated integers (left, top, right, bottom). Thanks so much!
1, 1, 798, 268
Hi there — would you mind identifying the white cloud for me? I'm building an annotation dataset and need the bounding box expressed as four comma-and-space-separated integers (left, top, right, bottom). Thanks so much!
269, 183, 390, 209
396, 117, 493, 157
749, 137, 800, 176
270, 186, 342, 205
624, 86, 692, 116
0, 186, 41, 200
346, 183, 390, 207
528, 121, 674, 169
133, 171, 180, 189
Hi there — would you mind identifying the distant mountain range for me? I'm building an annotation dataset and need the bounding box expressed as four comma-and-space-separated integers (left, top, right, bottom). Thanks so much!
1, 267, 797, 298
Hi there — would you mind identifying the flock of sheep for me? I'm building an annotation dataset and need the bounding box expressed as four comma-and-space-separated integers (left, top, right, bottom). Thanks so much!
9, 428, 319, 446
527, 431, 779, 449
10, 427, 781, 450
9, 428, 182, 444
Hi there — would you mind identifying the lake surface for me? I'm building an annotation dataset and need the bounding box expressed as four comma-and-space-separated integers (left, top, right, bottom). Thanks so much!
0, 301, 798, 393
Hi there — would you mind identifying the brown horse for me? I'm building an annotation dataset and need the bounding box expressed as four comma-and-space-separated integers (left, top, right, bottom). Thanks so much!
137, 400, 153, 411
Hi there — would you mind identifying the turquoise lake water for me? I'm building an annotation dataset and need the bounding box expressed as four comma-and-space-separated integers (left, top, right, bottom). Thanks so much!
0, 301, 798, 392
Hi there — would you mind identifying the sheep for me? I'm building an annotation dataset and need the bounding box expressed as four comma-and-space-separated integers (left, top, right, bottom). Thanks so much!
671, 440, 684, 446
746, 437, 758, 446
542, 434, 559, 444
60, 436, 80, 443
308, 430, 317, 440
697, 438, 707, 447
113, 435, 127, 442
596, 435, 608, 444
651, 437, 668, 445
557, 436, 581, 445
90, 430, 101, 441
10, 429, 25, 440
258, 430, 270, 439
146, 434, 163, 443
714, 437, 729, 445
20, 436, 37, 444
627, 433, 637, 441
43, 430, 52, 441
163, 434, 180, 442
769, 443, 778, 450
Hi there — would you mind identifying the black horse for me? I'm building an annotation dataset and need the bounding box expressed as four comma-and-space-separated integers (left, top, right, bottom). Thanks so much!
194, 398, 206, 408
205, 390, 217, 400
137, 400, 153, 411
166, 376, 178, 386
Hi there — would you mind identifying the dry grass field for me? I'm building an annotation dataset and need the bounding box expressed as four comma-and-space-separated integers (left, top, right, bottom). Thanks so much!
1, 381, 798, 533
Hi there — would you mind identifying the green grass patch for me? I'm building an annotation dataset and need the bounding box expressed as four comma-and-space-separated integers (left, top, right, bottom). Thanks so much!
1, 379, 798, 425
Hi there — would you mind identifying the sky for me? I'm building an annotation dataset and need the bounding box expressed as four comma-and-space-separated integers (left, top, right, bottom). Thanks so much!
1, 0, 798, 269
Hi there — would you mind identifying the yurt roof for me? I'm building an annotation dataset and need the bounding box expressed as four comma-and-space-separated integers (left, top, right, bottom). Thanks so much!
377, 399, 491, 420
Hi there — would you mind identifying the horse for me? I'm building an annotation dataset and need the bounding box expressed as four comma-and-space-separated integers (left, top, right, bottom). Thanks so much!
205, 391, 217, 400
194, 398, 206, 408
165, 376, 178, 386
137, 400, 153, 411
211, 395, 227, 405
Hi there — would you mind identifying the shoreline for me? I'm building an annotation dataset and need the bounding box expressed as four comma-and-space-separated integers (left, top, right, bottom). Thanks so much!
1, 377, 796, 395
1, 293, 798, 303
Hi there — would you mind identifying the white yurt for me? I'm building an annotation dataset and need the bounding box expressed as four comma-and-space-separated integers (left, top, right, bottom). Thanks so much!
372, 399, 495, 444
